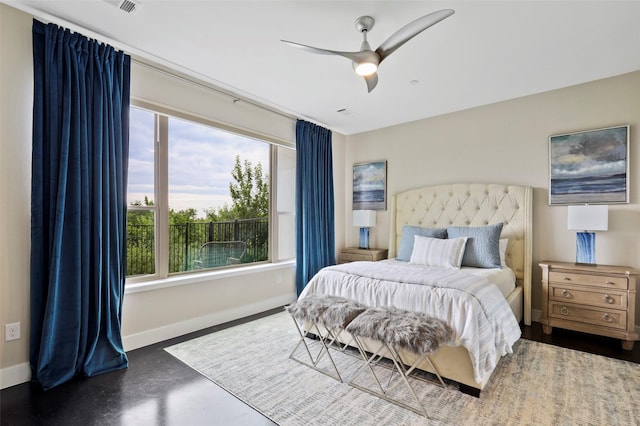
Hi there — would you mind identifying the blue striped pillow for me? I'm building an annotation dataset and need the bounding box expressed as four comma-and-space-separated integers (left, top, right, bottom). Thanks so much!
447, 223, 504, 268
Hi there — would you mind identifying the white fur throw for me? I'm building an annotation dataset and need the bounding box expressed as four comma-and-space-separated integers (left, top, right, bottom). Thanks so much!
346, 307, 454, 355
286, 295, 367, 329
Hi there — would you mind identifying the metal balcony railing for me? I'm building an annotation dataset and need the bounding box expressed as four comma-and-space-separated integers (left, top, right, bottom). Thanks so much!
126, 217, 268, 277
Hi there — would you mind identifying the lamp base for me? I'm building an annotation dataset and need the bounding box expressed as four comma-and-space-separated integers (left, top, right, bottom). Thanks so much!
359, 227, 370, 249
575, 231, 596, 265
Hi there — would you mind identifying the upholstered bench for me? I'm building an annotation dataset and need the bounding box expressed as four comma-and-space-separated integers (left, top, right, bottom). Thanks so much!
286, 295, 367, 382
346, 306, 454, 418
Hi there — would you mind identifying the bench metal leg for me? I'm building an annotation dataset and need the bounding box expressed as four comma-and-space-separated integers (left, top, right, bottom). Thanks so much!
348, 335, 447, 418
288, 315, 344, 382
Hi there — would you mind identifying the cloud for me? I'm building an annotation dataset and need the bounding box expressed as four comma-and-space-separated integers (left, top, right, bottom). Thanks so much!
128, 107, 270, 217
550, 127, 627, 179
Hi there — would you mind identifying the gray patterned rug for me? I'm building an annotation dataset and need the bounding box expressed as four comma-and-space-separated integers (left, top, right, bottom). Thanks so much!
165, 311, 640, 425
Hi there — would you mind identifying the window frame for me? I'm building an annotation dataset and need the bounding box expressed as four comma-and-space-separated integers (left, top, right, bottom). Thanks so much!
126, 99, 292, 284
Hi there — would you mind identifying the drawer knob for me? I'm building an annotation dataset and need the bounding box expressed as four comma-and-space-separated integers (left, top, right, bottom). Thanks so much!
560, 307, 569, 316
604, 281, 614, 285
603, 294, 615, 304
561, 289, 571, 298
563, 277, 571, 281
602, 313, 614, 322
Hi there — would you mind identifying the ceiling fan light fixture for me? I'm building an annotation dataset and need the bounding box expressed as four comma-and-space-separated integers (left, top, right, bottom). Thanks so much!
354, 61, 378, 76
353, 50, 380, 76
282, 9, 455, 92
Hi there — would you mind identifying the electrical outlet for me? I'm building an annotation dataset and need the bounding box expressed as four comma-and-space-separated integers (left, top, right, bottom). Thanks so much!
5, 322, 20, 341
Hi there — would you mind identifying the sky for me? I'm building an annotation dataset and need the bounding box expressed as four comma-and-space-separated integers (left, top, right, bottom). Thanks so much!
127, 107, 270, 218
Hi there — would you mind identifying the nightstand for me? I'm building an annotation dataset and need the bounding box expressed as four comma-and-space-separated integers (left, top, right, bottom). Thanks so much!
539, 261, 638, 350
338, 247, 388, 264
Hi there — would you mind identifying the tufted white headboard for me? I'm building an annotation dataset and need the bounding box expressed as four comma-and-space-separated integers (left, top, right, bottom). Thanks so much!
388, 183, 533, 325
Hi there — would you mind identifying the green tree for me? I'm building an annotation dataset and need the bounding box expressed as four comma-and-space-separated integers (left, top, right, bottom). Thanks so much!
203, 156, 270, 263
228, 155, 269, 218
128, 196, 155, 226
127, 157, 270, 275
204, 155, 269, 220
126, 196, 155, 276
169, 207, 198, 224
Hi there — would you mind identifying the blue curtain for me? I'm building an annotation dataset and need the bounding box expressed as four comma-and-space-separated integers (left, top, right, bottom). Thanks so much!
295, 120, 336, 295
30, 19, 130, 390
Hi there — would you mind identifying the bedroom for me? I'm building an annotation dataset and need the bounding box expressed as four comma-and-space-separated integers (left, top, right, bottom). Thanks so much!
1, 0, 640, 423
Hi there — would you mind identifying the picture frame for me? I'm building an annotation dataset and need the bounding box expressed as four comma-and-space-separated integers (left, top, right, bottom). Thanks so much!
549, 125, 629, 205
353, 160, 387, 210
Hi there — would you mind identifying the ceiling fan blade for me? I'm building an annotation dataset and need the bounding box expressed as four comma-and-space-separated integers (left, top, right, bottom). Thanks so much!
364, 73, 378, 93
375, 9, 455, 62
281, 40, 366, 63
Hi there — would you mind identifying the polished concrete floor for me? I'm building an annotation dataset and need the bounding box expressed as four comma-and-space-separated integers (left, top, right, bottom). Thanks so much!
2, 309, 639, 426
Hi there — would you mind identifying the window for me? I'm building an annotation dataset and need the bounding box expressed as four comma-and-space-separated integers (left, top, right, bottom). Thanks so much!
127, 107, 156, 276
126, 104, 292, 280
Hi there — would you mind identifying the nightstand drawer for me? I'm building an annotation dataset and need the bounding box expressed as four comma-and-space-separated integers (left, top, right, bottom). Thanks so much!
549, 302, 627, 330
549, 285, 627, 309
549, 271, 627, 290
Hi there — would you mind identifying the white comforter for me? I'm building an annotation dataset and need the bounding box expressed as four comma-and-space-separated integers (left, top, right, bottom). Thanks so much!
299, 259, 522, 383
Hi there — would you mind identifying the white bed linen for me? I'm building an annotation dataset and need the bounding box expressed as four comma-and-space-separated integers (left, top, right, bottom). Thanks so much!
462, 265, 516, 298
299, 260, 521, 383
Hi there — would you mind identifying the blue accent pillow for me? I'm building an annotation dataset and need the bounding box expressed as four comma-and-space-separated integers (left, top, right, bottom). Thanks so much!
447, 223, 504, 268
396, 225, 447, 262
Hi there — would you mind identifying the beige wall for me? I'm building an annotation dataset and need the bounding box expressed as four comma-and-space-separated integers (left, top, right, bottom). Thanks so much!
1, 3, 34, 386
342, 70, 640, 321
0, 4, 342, 388
3, 1, 639, 389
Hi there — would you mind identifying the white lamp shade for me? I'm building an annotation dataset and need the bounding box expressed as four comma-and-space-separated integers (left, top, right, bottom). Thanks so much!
353, 210, 376, 227
567, 205, 608, 231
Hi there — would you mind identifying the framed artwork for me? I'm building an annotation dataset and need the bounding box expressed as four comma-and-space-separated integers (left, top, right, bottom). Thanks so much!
353, 161, 387, 210
549, 125, 629, 205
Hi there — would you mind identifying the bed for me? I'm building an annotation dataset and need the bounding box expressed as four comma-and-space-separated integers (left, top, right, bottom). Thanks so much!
298, 183, 533, 394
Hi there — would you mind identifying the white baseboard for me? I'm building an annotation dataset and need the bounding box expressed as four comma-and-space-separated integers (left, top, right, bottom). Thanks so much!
122, 292, 296, 351
0, 293, 296, 390
0, 362, 31, 390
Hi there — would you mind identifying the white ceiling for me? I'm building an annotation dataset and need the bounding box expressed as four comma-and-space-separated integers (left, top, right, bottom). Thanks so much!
7, 0, 640, 135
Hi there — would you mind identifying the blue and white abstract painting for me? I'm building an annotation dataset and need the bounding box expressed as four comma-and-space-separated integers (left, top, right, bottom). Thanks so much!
549, 125, 629, 205
353, 161, 386, 210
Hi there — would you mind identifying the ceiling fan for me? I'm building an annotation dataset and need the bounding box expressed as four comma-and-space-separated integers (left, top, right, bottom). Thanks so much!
281, 9, 455, 93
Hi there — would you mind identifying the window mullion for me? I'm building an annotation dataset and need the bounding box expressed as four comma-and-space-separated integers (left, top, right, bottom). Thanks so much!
156, 114, 170, 278
269, 144, 277, 262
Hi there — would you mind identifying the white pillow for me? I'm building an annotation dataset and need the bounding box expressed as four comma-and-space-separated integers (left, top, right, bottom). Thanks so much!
410, 235, 468, 269
499, 238, 508, 268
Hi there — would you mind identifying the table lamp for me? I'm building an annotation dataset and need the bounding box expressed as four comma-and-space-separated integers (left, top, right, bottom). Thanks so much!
353, 210, 376, 249
567, 204, 608, 265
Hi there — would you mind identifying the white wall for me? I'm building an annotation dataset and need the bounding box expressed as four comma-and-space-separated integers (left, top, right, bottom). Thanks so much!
343, 70, 640, 322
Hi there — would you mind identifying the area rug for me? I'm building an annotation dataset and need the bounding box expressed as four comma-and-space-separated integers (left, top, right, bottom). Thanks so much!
165, 311, 640, 425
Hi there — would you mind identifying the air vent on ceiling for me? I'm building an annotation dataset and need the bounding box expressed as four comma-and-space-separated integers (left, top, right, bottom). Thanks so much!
103, 0, 141, 14
119, 0, 139, 13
